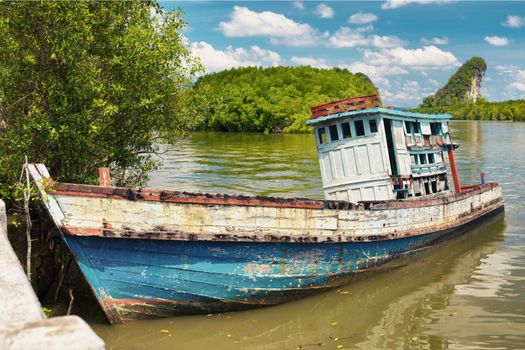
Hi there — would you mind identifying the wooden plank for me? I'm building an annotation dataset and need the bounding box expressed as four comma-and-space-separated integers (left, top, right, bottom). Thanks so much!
310, 95, 381, 119
26, 164, 66, 228
98, 168, 111, 187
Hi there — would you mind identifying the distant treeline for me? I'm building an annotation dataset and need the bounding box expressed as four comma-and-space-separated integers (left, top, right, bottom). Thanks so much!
187, 66, 378, 133
414, 100, 525, 121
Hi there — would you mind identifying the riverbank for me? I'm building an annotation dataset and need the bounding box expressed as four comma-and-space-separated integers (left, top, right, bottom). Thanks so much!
413, 100, 525, 121
0, 199, 104, 350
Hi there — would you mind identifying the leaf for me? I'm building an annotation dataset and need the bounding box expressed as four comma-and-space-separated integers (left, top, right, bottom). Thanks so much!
330, 321, 337, 326
160, 330, 170, 334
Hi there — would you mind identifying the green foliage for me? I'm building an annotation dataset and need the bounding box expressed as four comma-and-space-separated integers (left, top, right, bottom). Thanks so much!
0, 1, 201, 201
415, 100, 525, 121
187, 66, 378, 133
42, 306, 52, 317
420, 57, 487, 108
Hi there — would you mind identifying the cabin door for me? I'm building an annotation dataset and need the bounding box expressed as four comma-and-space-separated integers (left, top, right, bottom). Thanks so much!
384, 119, 411, 176
383, 119, 399, 176
391, 120, 411, 175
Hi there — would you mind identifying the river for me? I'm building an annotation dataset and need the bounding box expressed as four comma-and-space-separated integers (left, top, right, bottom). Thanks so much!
88, 120, 525, 349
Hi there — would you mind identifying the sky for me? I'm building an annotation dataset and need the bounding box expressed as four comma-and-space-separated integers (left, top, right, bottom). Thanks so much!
162, 1, 525, 107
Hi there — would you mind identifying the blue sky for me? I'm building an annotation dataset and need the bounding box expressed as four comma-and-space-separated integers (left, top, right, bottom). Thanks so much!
162, 1, 525, 107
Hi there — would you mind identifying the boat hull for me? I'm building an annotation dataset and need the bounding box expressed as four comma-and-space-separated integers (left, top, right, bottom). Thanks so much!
26, 163, 505, 324
66, 205, 504, 323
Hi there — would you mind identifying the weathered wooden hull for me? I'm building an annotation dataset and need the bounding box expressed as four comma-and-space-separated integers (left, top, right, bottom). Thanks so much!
27, 164, 504, 324
64, 209, 503, 324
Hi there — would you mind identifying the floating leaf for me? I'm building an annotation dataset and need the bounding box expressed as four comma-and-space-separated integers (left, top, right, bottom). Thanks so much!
411, 336, 418, 341
337, 290, 351, 295
330, 321, 337, 326
337, 345, 343, 349
160, 329, 170, 334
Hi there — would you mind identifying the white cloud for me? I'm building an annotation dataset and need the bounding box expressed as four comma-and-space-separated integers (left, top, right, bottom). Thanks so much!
328, 27, 406, 48
484, 35, 509, 46
218, 6, 327, 47
495, 64, 519, 74
292, 1, 304, 10
355, 25, 375, 33
503, 15, 525, 28
511, 70, 525, 91
429, 79, 441, 87
219, 6, 315, 38
328, 27, 369, 48
291, 56, 329, 68
270, 32, 330, 47
421, 36, 448, 45
190, 42, 282, 73
381, 79, 440, 106
315, 4, 334, 19
511, 82, 525, 91
382, 0, 455, 10
345, 61, 408, 77
369, 35, 407, 48
348, 12, 378, 24
361, 45, 460, 70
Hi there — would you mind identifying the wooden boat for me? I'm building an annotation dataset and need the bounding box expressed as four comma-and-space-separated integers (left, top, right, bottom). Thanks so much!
28, 95, 504, 324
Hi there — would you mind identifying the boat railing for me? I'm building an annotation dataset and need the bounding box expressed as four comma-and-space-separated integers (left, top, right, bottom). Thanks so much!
310, 94, 381, 119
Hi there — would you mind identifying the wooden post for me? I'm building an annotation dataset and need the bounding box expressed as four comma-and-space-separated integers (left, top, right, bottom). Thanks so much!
98, 168, 111, 187
447, 147, 461, 193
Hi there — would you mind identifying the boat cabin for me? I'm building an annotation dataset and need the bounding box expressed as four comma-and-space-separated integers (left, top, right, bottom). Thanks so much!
307, 95, 460, 202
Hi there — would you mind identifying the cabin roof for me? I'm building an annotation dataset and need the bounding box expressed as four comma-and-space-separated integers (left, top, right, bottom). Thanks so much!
306, 107, 452, 126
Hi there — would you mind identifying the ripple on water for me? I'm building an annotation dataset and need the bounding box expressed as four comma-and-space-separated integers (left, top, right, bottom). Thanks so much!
90, 122, 525, 349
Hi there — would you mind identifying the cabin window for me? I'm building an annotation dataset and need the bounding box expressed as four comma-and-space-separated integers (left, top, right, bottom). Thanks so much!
341, 122, 352, 139
329, 124, 339, 142
424, 182, 431, 195
412, 154, 419, 165
413, 122, 420, 134
419, 154, 427, 165
355, 120, 365, 136
428, 153, 435, 164
369, 119, 378, 133
318, 127, 327, 144
430, 122, 442, 135
405, 121, 413, 134
431, 180, 438, 193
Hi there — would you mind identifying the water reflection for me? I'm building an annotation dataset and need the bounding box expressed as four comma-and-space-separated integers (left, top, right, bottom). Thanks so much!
149, 132, 323, 199
90, 121, 525, 349
91, 214, 506, 350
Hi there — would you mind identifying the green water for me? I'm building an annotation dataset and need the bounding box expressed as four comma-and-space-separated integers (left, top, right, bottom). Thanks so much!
89, 121, 525, 349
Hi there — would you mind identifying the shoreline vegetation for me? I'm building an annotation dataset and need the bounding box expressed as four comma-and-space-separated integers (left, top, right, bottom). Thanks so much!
186, 66, 378, 134
412, 56, 525, 121
0, 1, 201, 201
414, 100, 525, 121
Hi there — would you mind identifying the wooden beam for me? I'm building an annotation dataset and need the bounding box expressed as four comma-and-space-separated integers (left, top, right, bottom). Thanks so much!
98, 168, 111, 187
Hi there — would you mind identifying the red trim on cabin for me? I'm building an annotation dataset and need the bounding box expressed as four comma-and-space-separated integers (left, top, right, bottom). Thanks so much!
310, 95, 381, 119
